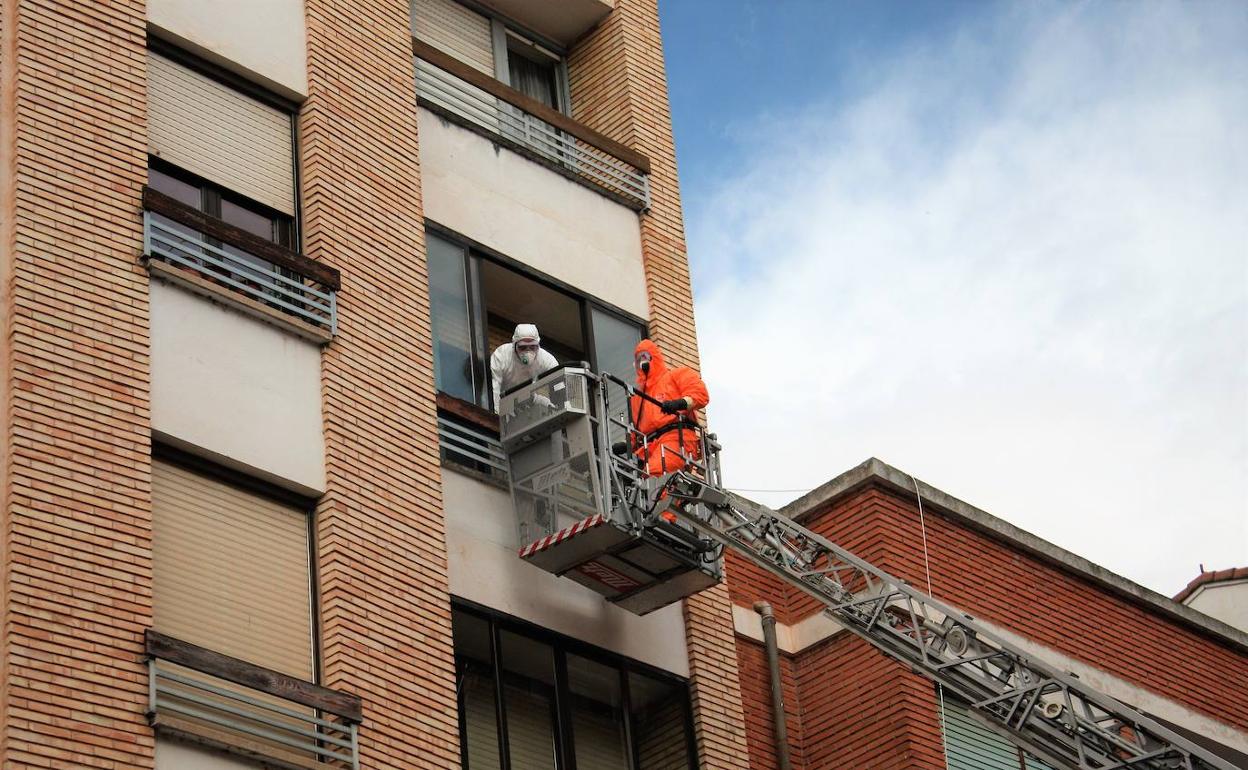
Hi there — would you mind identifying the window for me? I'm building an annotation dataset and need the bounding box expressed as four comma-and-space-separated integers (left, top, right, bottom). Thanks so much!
142, 47, 341, 337
452, 605, 696, 770
147, 49, 298, 219
941, 696, 1057, 770
505, 34, 563, 111
149, 160, 296, 295
412, 0, 570, 115
150, 161, 294, 247
150, 453, 316, 680
428, 230, 645, 413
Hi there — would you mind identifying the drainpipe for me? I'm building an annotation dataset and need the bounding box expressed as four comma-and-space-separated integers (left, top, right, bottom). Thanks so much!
754, 601, 792, 770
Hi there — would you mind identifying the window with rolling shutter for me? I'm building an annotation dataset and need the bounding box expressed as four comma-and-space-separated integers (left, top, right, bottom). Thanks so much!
151, 459, 314, 680
942, 696, 1058, 770
413, 0, 494, 74
147, 51, 296, 217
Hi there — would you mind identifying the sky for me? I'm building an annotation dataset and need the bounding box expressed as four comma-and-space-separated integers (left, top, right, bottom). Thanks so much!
659, 0, 1248, 597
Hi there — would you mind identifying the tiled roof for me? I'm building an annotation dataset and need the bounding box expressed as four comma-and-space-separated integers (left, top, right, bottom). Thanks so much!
1174, 566, 1248, 604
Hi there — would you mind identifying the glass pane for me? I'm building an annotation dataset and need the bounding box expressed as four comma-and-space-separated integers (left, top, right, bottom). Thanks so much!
428, 235, 479, 404
508, 48, 558, 110
221, 198, 277, 240
453, 611, 501, 770
590, 308, 643, 442
148, 166, 202, 209
499, 631, 558, 770
629, 673, 692, 770
219, 198, 282, 284
567, 655, 628, 770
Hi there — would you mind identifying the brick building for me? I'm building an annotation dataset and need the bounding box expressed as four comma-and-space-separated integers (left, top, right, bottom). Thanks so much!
0, 0, 748, 767
729, 459, 1248, 769
1, 1, 1243, 769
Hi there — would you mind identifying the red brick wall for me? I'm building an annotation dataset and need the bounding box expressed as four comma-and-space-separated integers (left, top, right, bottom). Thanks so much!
736, 636, 806, 770
301, 0, 460, 766
0, 0, 154, 767
800, 484, 1248, 732
570, 1, 751, 767
795, 634, 945, 770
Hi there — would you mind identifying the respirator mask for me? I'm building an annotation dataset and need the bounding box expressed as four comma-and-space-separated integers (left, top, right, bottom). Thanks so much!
635, 350, 652, 375
516, 341, 538, 366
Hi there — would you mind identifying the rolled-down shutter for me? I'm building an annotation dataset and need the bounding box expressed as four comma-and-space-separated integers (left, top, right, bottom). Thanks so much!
152, 460, 313, 680
943, 699, 1024, 770
147, 52, 296, 216
413, 0, 494, 74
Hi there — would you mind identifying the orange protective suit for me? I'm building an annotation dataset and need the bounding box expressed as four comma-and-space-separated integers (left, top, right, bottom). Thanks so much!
629, 339, 710, 476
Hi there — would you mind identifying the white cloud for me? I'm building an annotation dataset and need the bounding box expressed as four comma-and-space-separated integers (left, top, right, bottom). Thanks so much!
688, 2, 1248, 595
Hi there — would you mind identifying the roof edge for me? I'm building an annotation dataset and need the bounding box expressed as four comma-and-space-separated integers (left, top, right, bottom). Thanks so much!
779, 457, 1248, 655
1173, 567, 1248, 604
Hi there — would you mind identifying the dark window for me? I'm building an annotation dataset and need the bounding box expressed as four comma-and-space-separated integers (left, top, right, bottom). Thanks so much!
452, 605, 696, 770
149, 160, 294, 248
427, 230, 644, 414
507, 43, 560, 111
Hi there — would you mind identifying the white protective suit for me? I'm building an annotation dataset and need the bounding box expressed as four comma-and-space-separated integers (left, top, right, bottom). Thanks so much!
490, 324, 558, 411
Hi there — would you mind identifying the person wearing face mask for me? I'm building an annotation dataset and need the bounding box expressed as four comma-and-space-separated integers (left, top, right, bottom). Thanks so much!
490, 323, 559, 411
628, 339, 710, 476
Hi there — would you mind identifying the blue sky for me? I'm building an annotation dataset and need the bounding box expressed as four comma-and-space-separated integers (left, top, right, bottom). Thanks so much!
658, 1, 1248, 595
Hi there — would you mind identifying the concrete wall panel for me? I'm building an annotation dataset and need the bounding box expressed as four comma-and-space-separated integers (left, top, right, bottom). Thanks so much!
149, 280, 325, 495
149, 0, 308, 98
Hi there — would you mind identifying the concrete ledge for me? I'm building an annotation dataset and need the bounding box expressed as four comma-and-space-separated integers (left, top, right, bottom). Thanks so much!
732, 603, 845, 655
146, 259, 333, 345
780, 457, 1248, 655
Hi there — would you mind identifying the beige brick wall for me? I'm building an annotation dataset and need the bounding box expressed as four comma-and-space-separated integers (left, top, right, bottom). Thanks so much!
300, 0, 461, 767
0, 0, 155, 768
570, 3, 751, 767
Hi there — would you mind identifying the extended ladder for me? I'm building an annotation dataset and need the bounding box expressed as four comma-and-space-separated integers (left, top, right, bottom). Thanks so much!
652, 471, 1237, 770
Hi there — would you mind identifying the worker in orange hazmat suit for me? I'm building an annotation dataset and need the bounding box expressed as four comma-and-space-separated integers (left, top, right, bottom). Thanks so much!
628, 339, 710, 476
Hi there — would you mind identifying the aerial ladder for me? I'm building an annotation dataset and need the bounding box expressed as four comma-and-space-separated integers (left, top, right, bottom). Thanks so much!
498, 365, 1238, 770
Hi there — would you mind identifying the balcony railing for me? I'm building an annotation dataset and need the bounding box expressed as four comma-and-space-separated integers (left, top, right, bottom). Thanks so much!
437, 392, 509, 481
142, 187, 340, 341
413, 40, 652, 210
146, 631, 362, 770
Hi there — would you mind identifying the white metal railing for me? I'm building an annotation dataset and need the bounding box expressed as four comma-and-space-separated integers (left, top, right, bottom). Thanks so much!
143, 212, 337, 335
415, 58, 650, 208
149, 658, 359, 769
438, 415, 509, 479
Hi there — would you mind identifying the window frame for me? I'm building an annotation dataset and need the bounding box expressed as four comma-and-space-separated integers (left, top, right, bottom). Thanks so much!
426, 222, 648, 414
149, 158, 297, 249
146, 37, 303, 248
453, 598, 698, 770
151, 442, 323, 686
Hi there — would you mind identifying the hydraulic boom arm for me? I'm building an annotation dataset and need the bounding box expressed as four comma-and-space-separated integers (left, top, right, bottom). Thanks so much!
657, 472, 1237, 770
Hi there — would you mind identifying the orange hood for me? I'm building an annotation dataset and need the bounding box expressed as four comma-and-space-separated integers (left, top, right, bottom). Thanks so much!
633, 338, 667, 389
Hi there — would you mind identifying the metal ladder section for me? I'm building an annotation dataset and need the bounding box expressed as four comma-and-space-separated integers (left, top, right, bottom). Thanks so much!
652, 473, 1236, 770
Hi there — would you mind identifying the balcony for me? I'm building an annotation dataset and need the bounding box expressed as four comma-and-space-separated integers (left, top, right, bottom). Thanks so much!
437, 392, 509, 483
146, 630, 362, 770
142, 187, 340, 342
413, 40, 651, 210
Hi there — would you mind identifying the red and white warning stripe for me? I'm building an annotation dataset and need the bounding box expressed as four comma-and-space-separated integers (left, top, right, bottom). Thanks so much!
518, 514, 605, 558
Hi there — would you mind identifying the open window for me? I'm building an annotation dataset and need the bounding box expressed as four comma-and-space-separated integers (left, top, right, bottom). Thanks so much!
428, 230, 643, 415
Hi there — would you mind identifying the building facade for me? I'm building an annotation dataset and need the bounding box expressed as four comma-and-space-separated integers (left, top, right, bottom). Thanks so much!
729, 459, 1248, 770
0, 0, 751, 767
